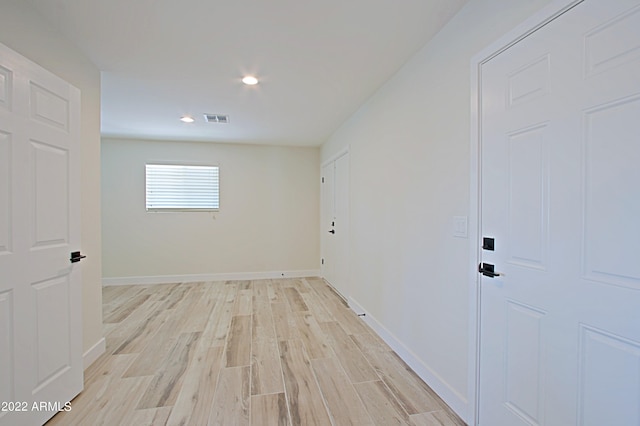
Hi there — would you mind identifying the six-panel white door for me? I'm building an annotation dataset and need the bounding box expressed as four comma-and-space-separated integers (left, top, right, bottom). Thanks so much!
479, 1, 640, 425
0, 42, 83, 426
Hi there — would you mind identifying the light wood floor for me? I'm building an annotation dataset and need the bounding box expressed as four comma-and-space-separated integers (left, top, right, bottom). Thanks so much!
47, 278, 465, 426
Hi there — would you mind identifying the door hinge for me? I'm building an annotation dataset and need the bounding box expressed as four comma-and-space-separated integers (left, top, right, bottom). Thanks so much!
321, 258, 324, 265
322, 177, 324, 183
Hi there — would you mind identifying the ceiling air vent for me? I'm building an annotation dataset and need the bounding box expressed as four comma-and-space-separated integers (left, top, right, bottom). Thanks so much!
204, 113, 229, 123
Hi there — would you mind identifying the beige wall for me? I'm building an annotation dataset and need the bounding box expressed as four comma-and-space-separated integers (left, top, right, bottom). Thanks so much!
321, 0, 553, 420
102, 138, 320, 280
0, 0, 103, 355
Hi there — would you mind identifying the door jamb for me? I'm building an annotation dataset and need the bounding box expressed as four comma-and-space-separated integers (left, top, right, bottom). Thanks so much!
467, 1, 582, 424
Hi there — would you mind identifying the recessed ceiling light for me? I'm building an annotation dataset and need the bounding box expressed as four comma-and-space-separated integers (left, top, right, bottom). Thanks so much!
180, 115, 195, 123
242, 76, 259, 85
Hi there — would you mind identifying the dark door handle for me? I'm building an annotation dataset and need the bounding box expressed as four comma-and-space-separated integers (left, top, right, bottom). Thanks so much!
70, 251, 86, 263
328, 229, 335, 234
478, 263, 501, 278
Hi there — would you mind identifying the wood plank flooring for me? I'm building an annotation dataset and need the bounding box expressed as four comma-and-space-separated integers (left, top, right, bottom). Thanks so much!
47, 278, 465, 426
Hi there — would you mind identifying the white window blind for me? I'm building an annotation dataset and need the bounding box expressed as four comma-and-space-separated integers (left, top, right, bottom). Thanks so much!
145, 164, 219, 211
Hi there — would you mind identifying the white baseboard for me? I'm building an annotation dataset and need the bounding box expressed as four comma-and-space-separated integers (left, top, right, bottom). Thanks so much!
102, 270, 321, 286
348, 297, 468, 422
83, 337, 105, 370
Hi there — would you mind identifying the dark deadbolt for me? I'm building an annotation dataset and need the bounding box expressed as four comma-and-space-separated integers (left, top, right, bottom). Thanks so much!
482, 237, 495, 251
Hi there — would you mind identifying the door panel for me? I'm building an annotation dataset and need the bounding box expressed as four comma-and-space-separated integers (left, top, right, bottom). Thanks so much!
507, 55, 550, 108
583, 96, 640, 289
0, 65, 10, 108
506, 124, 548, 269
504, 301, 546, 425
31, 141, 69, 247
0, 290, 13, 403
0, 131, 10, 254
32, 276, 72, 389
479, 1, 640, 424
578, 325, 640, 426
29, 82, 70, 131
0, 42, 82, 426
583, 5, 640, 77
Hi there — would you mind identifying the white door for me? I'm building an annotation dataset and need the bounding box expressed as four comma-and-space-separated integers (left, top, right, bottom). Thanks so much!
479, 1, 640, 425
321, 152, 349, 300
0, 43, 83, 426
321, 161, 336, 286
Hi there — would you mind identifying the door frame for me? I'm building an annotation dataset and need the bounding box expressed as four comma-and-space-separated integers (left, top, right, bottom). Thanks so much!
467, 1, 582, 424
320, 145, 350, 292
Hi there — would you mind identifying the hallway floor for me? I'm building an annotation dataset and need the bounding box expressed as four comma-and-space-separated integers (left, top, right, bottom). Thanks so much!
48, 278, 465, 425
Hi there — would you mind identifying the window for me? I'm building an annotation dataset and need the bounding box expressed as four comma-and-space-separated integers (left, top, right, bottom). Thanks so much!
145, 164, 219, 211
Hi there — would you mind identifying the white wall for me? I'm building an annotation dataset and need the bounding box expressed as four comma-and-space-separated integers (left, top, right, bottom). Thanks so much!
0, 0, 103, 358
102, 138, 320, 282
321, 0, 553, 420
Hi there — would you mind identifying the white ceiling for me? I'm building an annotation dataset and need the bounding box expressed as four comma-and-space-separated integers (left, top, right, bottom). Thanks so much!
28, 0, 467, 146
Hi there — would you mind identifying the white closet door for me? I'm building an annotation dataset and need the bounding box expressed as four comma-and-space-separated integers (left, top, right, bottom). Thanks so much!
321, 152, 350, 300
